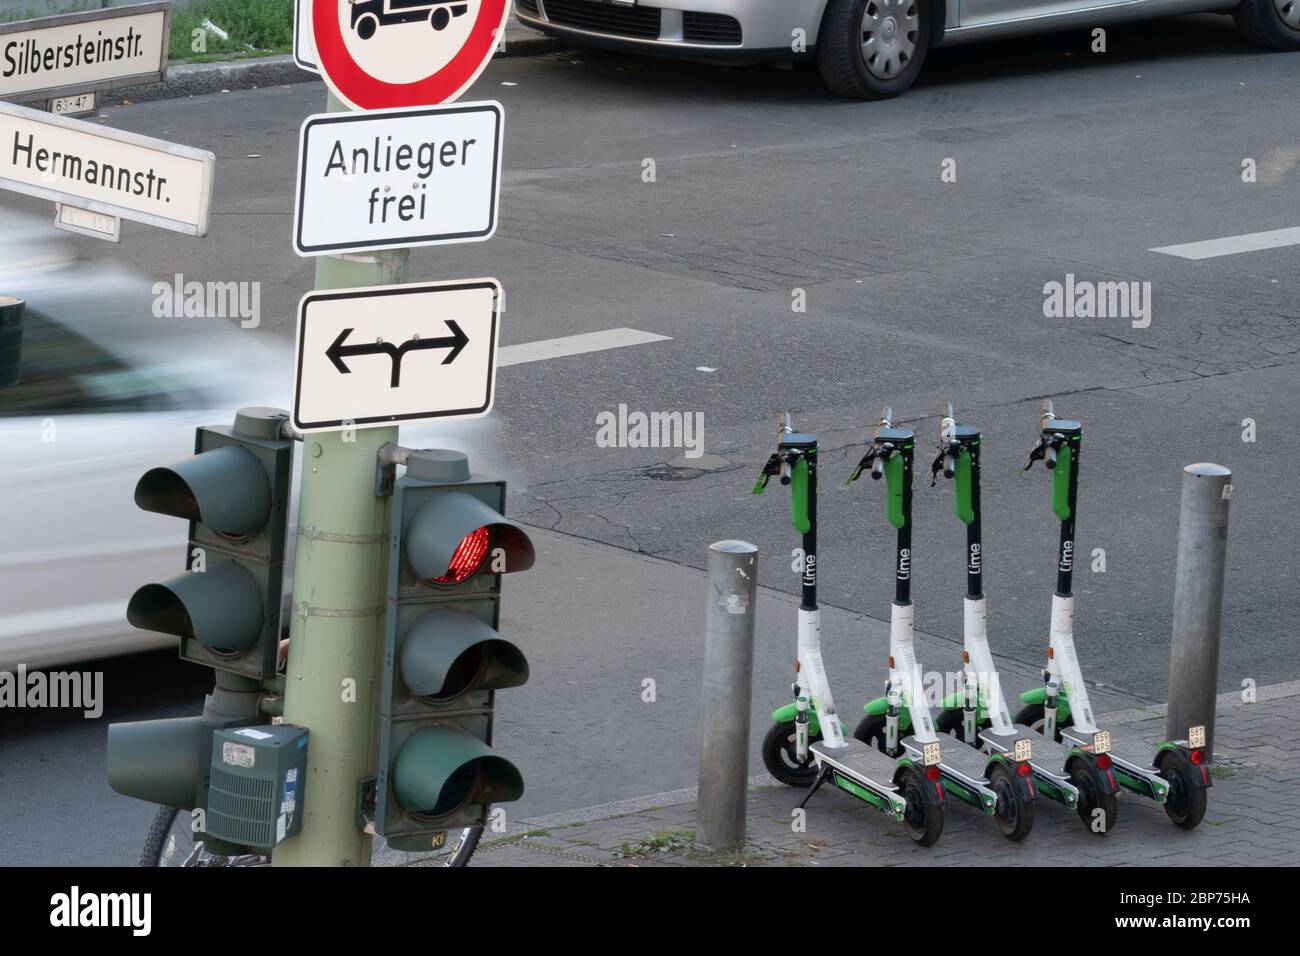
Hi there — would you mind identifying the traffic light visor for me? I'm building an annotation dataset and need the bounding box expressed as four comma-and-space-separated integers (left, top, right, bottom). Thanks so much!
127, 561, 263, 655
134, 445, 271, 537
406, 491, 535, 583
393, 725, 524, 818
401, 608, 528, 700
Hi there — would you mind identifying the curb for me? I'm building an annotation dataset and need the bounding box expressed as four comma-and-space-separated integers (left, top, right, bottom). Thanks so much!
107, 31, 562, 106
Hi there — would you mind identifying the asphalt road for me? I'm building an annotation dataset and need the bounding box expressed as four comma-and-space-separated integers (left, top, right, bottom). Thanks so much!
3, 16, 1298, 863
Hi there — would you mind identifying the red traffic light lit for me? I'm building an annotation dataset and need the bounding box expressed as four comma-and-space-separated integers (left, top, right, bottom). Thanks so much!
433, 527, 491, 584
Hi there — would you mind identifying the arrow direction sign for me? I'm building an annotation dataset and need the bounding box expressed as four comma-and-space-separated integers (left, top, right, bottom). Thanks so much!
292, 278, 500, 433
293, 101, 501, 257
0, 99, 214, 236
326, 319, 468, 385
0, 3, 170, 104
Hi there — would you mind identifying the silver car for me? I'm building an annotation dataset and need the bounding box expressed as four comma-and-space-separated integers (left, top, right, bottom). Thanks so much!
514, 0, 1300, 98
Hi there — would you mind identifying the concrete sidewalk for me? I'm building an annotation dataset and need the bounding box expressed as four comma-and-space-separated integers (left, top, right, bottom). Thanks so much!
392, 682, 1300, 867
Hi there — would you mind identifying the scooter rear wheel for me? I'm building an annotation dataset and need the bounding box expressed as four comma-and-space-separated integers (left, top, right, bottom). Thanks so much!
896, 765, 944, 846
761, 720, 822, 787
1068, 757, 1118, 835
1157, 749, 1208, 830
987, 761, 1035, 841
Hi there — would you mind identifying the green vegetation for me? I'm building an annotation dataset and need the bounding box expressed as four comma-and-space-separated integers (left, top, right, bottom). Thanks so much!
0, 0, 293, 62
613, 829, 695, 859
168, 0, 293, 60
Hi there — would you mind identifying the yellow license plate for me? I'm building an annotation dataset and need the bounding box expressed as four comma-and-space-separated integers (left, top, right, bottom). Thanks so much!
1013, 738, 1033, 762
922, 742, 942, 767
1188, 725, 1206, 749
1092, 730, 1112, 755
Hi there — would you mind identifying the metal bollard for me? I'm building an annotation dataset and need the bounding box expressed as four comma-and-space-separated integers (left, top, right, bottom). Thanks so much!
697, 540, 758, 852
1166, 463, 1232, 756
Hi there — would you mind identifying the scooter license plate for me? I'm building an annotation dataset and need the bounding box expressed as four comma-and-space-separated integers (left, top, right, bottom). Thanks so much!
1188, 725, 1206, 748
922, 742, 941, 767
1013, 738, 1033, 762
1091, 730, 1112, 755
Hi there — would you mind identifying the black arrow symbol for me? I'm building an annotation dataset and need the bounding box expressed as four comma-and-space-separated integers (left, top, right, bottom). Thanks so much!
326, 320, 469, 388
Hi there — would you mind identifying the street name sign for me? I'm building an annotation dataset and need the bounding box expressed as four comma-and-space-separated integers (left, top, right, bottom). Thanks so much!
293, 0, 318, 74
311, 0, 508, 110
0, 3, 169, 105
292, 278, 501, 432
0, 100, 215, 236
293, 101, 501, 256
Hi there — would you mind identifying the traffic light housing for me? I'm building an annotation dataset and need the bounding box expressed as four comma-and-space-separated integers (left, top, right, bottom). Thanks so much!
125, 407, 293, 680
375, 449, 534, 851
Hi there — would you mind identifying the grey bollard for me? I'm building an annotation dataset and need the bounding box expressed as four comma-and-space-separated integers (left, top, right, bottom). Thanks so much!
1166, 463, 1231, 757
696, 540, 758, 852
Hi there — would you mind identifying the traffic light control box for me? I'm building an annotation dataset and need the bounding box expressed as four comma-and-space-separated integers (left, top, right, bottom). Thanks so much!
206, 725, 308, 850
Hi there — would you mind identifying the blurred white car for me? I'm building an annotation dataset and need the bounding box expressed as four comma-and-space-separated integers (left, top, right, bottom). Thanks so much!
0, 212, 290, 671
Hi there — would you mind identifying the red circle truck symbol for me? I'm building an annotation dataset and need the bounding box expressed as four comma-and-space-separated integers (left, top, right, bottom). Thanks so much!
312, 0, 508, 110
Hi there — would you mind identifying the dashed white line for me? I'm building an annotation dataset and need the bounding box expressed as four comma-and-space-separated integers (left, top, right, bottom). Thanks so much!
1150, 226, 1300, 260
498, 328, 671, 367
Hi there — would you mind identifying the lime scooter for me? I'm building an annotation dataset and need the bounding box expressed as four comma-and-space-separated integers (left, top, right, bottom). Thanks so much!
1015, 400, 1211, 831
755, 414, 945, 846
847, 408, 1037, 841
924, 403, 1087, 824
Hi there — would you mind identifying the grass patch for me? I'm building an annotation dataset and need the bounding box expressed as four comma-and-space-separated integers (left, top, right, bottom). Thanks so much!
0, 1, 102, 24
1211, 765, 1235, 780
613, 829, 696, 860
169, 0, 294, 60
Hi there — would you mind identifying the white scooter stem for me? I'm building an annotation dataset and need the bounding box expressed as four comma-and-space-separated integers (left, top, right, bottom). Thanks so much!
962, 596, 1016, 736
888, 602, 939, 744
798, 607, 846, 747
1047, 594, 1099, 734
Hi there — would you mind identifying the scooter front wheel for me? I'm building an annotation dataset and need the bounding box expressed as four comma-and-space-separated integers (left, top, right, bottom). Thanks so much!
934, 708, 991, 744
1157, 750, 1208, 830
1014, 703, 1072, 742
852, 714, 892, 754
987, 761, 1035, 841
895, 765, 944, 846
761, 721, 823, 787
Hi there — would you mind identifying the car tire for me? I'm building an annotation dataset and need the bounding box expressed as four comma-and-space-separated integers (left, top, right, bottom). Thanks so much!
817, 0, 930, 99
1233, 0, 1300, 50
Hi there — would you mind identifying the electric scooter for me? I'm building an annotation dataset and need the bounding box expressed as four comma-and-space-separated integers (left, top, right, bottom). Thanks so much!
755, 413, 945, 846
1015, 400, 1211, 831
848, 408, 1037, 841
925, 403, 1085, 825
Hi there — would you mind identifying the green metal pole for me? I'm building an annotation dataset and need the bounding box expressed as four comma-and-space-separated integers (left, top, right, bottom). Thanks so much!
272, 92, 408, 867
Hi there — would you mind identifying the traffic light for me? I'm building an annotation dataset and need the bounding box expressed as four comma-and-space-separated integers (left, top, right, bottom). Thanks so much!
374, 448, 534, 851
107, 407, 291, 834
125, 406, 294, 680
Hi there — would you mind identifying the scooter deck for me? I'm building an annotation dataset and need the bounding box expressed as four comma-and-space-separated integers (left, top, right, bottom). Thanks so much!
810, 738, 901, 787
1061, 727, 1171, 802
987, 725, 1080, 809
912, 735, 998, 813
809, 738, 909, 819
1061, 728, 1154, 769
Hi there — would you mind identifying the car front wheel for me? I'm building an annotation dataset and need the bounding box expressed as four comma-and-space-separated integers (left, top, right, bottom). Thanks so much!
817, 0, 930, 99
1234, 0, 1300, 50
